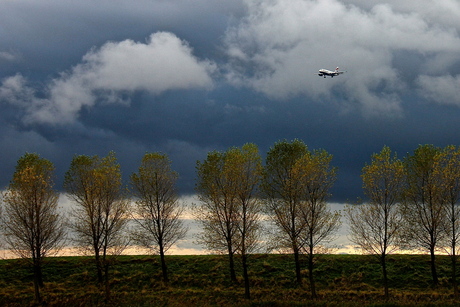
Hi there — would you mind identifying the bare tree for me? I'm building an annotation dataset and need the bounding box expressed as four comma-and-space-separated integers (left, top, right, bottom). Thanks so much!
64, 151, 129, 298
262, 139, 310, 285
402, 144, 445, 286
346, 146, 405, 299
432, 145, 460, 295
1, 153, 65, 304
130, 152, 188, 284
195, 149, 240, 282
297, 149, 340, 299
195, 143, 263, 294
229, 143, 264, 299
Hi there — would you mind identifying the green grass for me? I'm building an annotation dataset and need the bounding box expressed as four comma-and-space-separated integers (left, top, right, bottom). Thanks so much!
0, 254, 459, 306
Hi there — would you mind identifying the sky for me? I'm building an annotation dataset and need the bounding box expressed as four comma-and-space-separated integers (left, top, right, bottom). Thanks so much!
2, 0, 460, 203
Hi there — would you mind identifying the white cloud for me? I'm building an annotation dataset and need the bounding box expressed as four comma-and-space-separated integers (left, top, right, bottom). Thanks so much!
0, 51, 17, 61
344, 0, 460, 31
0, 32, 215, 125
223, 0, 460, 115
0, 74, 36, 107
81, 32, 215, 92
417, 74, 460, 106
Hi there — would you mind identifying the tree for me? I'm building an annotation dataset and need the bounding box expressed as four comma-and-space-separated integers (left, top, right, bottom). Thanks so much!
64, 151, 129, 298
1, 153, 65, 304
195, 143, 264, 295
297, 148, 340, 299
262, 139, 310, 285
402, 144, 445, 286
432, 145, 460, 295
346, 146, 405, 299
130, 152, 188, 284
228, 143, 264, 299
195, 149, 239, 282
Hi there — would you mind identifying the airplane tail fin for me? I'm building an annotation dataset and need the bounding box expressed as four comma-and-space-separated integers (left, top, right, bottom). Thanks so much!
335, 67, 339, 72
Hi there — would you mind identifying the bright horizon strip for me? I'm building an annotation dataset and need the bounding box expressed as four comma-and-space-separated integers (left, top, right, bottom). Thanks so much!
0, 245, 437, 260
0, 194, 442, 259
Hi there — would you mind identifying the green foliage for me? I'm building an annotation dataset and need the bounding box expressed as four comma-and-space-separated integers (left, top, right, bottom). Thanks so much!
1, 152, 65, 304
130, 152, 187, 284
64, 151, 129, 300
263, 139, 339, 298
2, 152, 63, 260
195, 143, 263, 287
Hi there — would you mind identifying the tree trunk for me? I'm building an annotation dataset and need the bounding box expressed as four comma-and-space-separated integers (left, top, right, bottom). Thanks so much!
104, 262, 111, 302
228, 252, 237, 283
94, 249, 104, 284
452, 254, 458, 297
430, 246, 439, 286
37, 266, 44, 288
307, 249, 317, 299
242, 253, 251, 299
227, 240, 237, 283
33, 277, 42, 305
159, 246, 169, 284
33, 261, 42, 304
293, 247, 302, 286
34, 257, 44, 288
381, 254, 389, 300
227, 239, 236, 283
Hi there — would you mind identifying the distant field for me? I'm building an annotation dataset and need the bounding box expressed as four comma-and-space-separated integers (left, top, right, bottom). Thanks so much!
1, 254, 459, 306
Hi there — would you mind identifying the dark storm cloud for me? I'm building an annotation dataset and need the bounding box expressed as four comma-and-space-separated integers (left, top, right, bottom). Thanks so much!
1, 0, 460, 202
223, 0, 460, 114
0, 0, 244, 66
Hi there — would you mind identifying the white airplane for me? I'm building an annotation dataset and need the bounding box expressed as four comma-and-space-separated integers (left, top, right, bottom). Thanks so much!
317, 67, 346, 78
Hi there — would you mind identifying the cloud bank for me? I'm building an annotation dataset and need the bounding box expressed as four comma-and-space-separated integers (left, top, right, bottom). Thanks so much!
0, 32, 215, 125
417, 75, 460, 106
2, 0, 460, 203
223, 0, 460, 115
3, 1, 460, 123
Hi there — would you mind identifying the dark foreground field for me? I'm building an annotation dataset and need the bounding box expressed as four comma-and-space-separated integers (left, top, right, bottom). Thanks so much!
1, 253, 459, 306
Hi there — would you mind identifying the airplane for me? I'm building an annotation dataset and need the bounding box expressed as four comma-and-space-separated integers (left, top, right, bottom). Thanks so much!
317, 67, 346, 78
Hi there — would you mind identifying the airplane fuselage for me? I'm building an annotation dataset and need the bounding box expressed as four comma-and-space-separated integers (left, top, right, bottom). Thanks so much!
318, 67, 344, 78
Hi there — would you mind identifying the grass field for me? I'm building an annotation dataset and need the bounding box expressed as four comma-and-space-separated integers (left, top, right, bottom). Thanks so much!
0, 253, 459, 306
